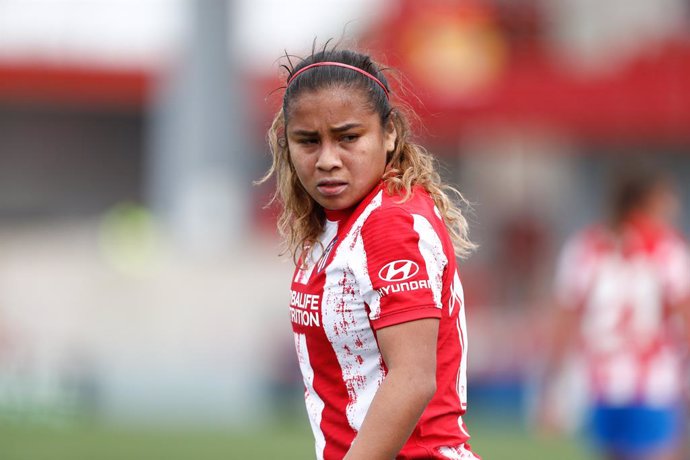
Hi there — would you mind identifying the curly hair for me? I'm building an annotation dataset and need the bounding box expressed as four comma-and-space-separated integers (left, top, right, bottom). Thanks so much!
258, 48, 476, 262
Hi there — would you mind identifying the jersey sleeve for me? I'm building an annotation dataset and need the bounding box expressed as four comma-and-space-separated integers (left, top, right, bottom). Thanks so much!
360, 205, 447, 330
659, 236, 690, 306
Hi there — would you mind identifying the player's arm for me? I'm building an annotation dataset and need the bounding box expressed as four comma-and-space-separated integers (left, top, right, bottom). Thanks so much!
664, 242, 690, 347
537, 301, 580, 434
537, 235, 587, 433
542, 302, 580, 382
672, 296, 690, 347
343, 317, 439, 460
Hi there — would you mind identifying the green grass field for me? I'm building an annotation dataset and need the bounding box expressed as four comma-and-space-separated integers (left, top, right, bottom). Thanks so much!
0, 415, 593, 460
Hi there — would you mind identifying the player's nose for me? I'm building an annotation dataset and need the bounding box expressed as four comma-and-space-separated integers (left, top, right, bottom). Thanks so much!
315, 141, 342, 171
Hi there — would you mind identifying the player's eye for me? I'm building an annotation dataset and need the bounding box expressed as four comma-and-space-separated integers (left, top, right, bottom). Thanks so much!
297, 138, 319, 145
340, 134, 359, 143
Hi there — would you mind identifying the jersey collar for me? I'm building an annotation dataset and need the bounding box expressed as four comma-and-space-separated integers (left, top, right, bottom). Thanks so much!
324, 207, 354, 222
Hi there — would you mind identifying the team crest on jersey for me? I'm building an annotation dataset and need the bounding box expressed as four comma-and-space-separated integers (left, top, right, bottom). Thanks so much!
316, 237, 338, 273
378, 260, 419, 282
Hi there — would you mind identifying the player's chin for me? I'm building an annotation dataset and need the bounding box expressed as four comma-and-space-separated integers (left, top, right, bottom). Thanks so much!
317, 194, 357, 211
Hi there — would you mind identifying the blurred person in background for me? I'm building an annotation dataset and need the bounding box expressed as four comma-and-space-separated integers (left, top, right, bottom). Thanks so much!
540, 170, 690, 460
259, 46, 479, 459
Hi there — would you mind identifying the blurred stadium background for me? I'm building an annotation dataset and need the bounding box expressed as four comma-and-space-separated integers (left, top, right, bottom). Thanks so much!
0, 0, 689, 458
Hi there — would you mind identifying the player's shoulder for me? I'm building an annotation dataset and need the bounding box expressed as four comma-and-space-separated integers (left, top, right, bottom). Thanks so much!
361, 185, 440, 240
373, 184, 437, 221
570, 224, 611, 247
655, 225, 689, 253
562, 224, 614, 259
659, 225, 687, 244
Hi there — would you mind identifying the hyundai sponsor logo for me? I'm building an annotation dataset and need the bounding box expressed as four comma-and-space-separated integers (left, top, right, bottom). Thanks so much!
378, 260, 419, 282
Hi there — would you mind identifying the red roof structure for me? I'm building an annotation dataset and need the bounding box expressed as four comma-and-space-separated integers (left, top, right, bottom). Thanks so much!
1, 0, 689, 143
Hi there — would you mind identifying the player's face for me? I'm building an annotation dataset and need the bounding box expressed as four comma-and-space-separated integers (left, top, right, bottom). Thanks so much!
286, 87, 396, 211
645, 183, 680, 225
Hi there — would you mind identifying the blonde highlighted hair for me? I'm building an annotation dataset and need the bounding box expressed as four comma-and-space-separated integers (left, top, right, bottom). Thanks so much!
258, 49, 476, 262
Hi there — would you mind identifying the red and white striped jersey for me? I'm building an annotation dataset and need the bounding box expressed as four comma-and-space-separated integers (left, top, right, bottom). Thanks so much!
555, 216, 690, 406
290, 182, 476, 460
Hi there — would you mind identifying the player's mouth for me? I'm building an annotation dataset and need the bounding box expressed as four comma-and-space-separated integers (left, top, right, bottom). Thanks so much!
316, 179, 348, 197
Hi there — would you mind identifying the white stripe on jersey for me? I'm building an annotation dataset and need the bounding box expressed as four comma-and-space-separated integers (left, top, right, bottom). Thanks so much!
645, 346, 682, 406
458, 415, 470, 437
452, 270, 469, 409
323, 191, 385, 432
412, 214, 447, 309
438, 443, 479, 459
294, 333, 326, 460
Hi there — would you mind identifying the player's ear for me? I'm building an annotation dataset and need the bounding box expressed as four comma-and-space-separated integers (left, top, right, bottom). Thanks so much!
383, 117, 397, 154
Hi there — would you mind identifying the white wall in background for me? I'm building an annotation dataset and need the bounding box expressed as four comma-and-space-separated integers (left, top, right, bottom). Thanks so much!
0, 0, 388, 70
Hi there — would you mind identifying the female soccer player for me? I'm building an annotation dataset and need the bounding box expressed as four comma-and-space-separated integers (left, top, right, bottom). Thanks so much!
541, 172, 690, 460
260, 48, 479, 459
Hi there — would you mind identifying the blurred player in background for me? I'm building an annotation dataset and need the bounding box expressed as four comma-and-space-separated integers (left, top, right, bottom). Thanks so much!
259, 46, 479, 459
540, 170, 690, 460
